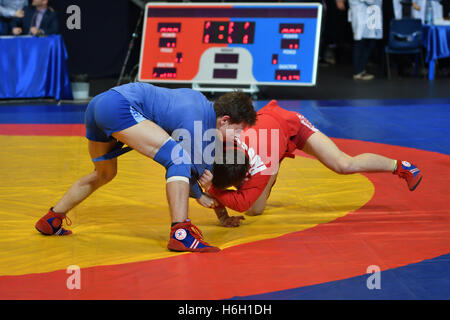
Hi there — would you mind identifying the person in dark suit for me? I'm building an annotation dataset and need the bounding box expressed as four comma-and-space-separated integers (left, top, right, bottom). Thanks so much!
11, 0, 58, 35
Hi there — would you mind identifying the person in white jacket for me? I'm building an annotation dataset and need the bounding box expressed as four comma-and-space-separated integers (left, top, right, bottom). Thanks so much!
411, 0, 444, 23
337, 0, 383, 80
0, 0, 26, 35
393, 0, 443, 22
393, 0, 421, 18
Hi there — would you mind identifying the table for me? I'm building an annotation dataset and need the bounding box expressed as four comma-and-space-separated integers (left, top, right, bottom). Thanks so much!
0, 35, 73, 100
422, 24, 450, 80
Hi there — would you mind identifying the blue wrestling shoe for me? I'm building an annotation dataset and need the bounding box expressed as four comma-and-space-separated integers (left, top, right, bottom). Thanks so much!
394, 160, 422, 191
167, 219, 220, 253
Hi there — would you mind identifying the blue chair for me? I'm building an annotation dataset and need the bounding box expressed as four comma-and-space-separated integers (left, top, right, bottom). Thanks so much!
385, 18, 425, 79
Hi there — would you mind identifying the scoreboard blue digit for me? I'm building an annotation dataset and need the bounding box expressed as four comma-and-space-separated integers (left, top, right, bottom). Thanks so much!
138, 2, 322, 87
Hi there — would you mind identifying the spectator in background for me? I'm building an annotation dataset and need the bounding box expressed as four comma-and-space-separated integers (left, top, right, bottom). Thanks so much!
391, 1, 444, 77
0, 0, 26, 35
411, 0, 444, 23
392, 0, 422, 19
282, 0, 333, 65
389, 1, 422, 77
11, 0, 58, 36
337, 0, 383, 81
393, 1, 444, 22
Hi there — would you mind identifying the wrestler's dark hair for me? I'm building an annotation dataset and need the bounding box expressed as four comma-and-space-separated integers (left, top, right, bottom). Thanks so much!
212, 148, 249, 190
213, 90, 256, 126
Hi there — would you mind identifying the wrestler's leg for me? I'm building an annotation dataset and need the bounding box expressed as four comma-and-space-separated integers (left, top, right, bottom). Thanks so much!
52, 139, 118, 214
111, 120, 189, 223
36, 139, 118, 235
301, 131, 396, 174
112, 120, 220, 252
246, 173, 278, 216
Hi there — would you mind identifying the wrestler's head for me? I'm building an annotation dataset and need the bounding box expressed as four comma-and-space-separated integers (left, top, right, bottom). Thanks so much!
212, 146, 249, 189
214, 90, 256, 142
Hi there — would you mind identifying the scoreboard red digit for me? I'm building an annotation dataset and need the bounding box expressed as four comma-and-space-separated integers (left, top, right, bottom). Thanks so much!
138, 2, 322, 87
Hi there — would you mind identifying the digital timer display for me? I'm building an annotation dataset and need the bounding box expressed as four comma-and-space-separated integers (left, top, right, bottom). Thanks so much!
159, 37, 177, 48
275, 70, 300, 81
139, 3, 322, 86
157, 22, 181, 33
281, 39, 299, 50
272, 54, 278, 65
153, 67, 177, 78
175, 52, 183, 63
213, 68, 238, 79
203, 21, 255, 44
214, 53, 239, 64
279, 23, 304, 34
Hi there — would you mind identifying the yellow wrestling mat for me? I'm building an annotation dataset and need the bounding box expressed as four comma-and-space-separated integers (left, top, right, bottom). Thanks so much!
0, 136, 374, 276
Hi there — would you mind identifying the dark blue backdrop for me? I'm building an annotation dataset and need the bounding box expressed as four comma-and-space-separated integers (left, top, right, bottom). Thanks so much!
51, 0, 141, 78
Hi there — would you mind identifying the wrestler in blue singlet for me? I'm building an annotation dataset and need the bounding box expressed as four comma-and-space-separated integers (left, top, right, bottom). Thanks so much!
84, 82, 216, 198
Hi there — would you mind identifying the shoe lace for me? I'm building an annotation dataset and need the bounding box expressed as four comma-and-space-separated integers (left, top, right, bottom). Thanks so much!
395, 167, 410, 180
63, 215, 72, 227
50, 208, 72, 227
188, 223, 204, 240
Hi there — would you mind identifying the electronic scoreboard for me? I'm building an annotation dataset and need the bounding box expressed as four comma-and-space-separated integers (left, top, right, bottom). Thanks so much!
138, 2, 322, 90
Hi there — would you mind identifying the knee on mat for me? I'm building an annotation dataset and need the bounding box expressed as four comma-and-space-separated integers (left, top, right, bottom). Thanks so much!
246, 209, 264, 216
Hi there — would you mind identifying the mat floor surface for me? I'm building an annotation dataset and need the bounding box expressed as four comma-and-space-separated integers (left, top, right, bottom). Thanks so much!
0, 76, 449, 300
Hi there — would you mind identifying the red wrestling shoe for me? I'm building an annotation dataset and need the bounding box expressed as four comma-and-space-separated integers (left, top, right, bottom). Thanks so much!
35, 208, 72, 236
167, 219, 220, 253
394, 160, 423, 191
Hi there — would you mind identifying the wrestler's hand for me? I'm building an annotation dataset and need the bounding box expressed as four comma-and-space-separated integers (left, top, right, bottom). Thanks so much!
219, 215, 245, 228
196, 193, 218, 209
199, 169, 213, 191
215, 205, 244, 227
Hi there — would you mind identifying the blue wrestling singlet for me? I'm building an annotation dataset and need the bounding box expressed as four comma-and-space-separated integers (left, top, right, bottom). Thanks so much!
84, 82, 217, 198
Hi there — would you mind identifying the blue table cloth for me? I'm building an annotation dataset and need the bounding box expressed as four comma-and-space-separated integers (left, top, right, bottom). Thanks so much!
422, 24, 450, 80
0, 35, 73, 100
